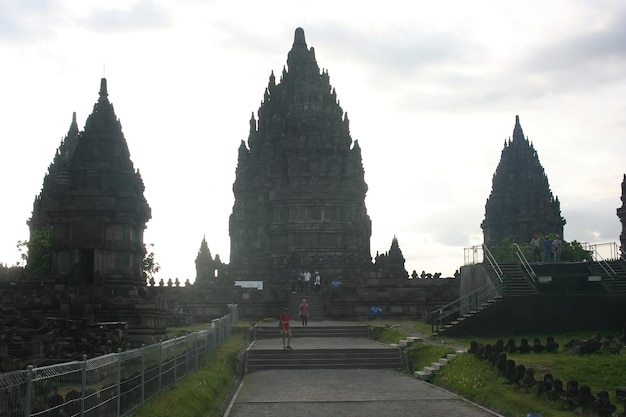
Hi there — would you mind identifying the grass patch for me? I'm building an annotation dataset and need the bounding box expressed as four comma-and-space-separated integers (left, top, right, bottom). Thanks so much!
167, 322, 220, 338
130, 322, 251, 417
369, 320, 625, 416
408, 344, 456, 371
367, 320, 456, 371
433, 332, 625, 417
432, 354, 575, 417
375, 326, 407, 344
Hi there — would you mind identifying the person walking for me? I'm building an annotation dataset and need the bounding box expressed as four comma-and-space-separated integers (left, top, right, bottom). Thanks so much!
303, 270, 311, 292
279, 308, 293, 350
299, 298, 310, 326
297, 270, 304, 293
530, 234, 542, 262
544, 236, 553, 262
552, 235, 562, 262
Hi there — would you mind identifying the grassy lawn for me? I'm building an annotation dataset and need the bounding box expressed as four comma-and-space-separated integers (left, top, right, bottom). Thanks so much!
130, 321, 252, 417
371, 320, 626, 417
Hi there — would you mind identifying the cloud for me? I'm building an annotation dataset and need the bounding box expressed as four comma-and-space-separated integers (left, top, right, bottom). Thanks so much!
564, 198, 622, 243
0, 0, 59, 42
79, 0, 173, 33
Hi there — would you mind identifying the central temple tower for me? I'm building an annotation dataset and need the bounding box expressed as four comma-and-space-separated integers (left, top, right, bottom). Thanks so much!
229, 28, 373, 282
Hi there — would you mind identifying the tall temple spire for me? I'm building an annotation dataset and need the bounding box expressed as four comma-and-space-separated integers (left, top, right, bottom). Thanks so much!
481, 116, 565, 246
229, 28, 378, 282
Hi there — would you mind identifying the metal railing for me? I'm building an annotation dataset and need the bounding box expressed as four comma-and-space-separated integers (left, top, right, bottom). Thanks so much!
482, 244, 505, 284
584, 243, 619, 280
431, 244, 506, 333
586, 242, 620, 261
512, 243, 537, 285
429, 280, 502, 334
0, 304, 238, 417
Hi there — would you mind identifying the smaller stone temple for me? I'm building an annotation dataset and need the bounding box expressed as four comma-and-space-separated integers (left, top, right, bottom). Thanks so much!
481, 115, 566, 245
195, 236, 224, 286
24, 78, 166, 344
31, 79, 151, 287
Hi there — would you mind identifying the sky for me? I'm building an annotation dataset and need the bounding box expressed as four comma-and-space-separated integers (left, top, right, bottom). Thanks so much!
1, 0, 625, 282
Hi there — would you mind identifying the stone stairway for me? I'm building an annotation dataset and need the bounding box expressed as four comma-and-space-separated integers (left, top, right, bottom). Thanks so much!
499, 264, 537, 295
390, 335, 465, 382
254, 322, 370, 339
287, 292, 325, 320
414, 351, 464, 382
433, 296, 502, 336
588, 260, 626, 293
246, 322, 403, 373
246, 347, 403, 372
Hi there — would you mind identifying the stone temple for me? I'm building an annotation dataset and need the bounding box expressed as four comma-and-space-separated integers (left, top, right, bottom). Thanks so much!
25, 78, 165, 344
481, 115, 566, 246
228, 27, 406, 282
30, 79, 151, 288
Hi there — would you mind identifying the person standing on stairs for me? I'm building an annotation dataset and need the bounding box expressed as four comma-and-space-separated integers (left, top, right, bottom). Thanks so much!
279, 308, 293, 350
314, 271, 321, 292
299, 298, 310, 326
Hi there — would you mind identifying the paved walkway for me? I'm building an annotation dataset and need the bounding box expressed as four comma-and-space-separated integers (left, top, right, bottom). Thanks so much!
224, 322, 502, 417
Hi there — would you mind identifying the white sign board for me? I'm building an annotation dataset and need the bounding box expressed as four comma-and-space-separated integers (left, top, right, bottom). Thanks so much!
234, 281, 264, 290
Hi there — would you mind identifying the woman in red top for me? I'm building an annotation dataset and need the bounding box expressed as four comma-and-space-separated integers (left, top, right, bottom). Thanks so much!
299, 298, 310, 326
279, 308, 292, 350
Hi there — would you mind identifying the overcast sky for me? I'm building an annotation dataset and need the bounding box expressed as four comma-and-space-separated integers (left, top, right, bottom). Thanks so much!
1, 0, 625, 282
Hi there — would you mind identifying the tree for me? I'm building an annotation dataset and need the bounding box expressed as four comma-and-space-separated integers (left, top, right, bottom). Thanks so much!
17, 227, 53, 278
487, 237, 518, 263
561, 240, 593, 262
488, 236, 593, 264
143, 243, 161, 284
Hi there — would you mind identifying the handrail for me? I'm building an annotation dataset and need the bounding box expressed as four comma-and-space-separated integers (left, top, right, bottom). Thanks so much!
429, 244, 507, 334
429, 281, 502, 334
592, 248, 619, 280
482, 243, 504, 284
512, 243, 537, 284
428, 270, 504, 332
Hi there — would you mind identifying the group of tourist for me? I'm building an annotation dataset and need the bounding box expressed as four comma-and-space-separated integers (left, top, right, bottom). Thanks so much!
278, 298, 311, 350
530, 234, 562, 263
290, 269, 321, 293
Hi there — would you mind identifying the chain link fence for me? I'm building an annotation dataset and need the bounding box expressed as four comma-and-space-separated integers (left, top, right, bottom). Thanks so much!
1, 304, 238, 417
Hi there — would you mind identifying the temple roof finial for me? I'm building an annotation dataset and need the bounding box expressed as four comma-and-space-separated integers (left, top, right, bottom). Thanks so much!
512, 114, 525, 143
293, 27, 306, 47
99, 78, 108, 100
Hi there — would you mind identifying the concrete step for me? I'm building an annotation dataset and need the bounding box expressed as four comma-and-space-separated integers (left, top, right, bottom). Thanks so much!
414, 350, 464, 381
254, 324, 369, 339
415, 369, 432, 381
246, 348, 402, 372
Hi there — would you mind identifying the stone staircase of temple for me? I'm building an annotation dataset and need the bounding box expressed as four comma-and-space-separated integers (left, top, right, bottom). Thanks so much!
434, 263, 534, 336
287, 292, 325, 321
246, 347, 403, 372
253, 323, 370, 340
494, 263, 537, 295
433, 296, 502, 336
246, 323, 403, 373
587, 260, 626, 293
